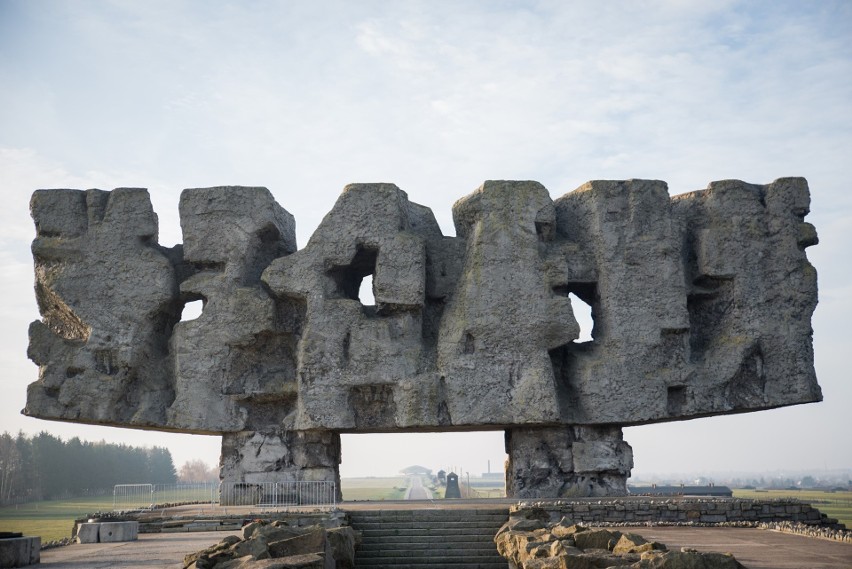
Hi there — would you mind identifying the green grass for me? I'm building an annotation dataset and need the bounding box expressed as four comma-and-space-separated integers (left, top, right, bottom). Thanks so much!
464, 484, 506, 499
0, 495, 116, 542
732, 489, 852, 528
340, 477, 408, 501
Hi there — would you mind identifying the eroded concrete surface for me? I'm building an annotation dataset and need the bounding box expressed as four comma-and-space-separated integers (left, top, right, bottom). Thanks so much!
25, 179, 821, 497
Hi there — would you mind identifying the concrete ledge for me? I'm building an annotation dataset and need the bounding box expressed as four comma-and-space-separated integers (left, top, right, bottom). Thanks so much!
0, 536, 40, 568
77, 521, 139, 544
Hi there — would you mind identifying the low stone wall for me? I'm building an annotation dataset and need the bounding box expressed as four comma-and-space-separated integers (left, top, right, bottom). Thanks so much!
513, 498, 843, 527
119, 510, 347, 534
0, 536, 40, 568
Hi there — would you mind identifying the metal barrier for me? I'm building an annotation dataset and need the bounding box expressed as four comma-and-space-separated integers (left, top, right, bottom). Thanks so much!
113, 483, 154, 510
114, 481, 335, 511
219, 481, 337, 511
153, 482, 218, 506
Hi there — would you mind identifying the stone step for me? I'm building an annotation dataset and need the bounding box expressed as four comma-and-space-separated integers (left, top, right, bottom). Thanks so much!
350, 520, 506, 531
353, 557, 507, 568
353, 526, 497, 541
357, 533, 497, 544
349, 508, 509, 567
349, 517, 507, 526
348, 509, 509, 519
356, 553, 506, 560
358, 542, 500, 554
350, 516, 507, 523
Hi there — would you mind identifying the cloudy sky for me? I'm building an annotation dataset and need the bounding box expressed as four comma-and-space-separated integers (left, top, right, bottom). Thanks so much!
1, 1, 850, 480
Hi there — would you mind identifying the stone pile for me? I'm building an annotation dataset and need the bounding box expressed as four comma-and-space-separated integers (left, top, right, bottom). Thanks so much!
757, 520, 851, 543
495, 513, 745, 569
40, 536, 74, 550
183, 520, 357, 569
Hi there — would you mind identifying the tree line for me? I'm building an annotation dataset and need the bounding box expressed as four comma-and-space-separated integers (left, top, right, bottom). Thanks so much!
0, 431, 177, 504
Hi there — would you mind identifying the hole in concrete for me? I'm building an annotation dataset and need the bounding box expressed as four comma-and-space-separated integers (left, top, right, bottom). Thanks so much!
339, 431, 507, 500
359, 274, 375, 306
329, 246, 378, 307
180, 299, 204, 321
463, 332, 475, 354
569, 293, 593, 342
667, 385, 687, 415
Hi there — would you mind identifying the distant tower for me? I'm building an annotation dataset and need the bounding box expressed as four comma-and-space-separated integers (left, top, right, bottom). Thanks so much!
445, 472, 461, 499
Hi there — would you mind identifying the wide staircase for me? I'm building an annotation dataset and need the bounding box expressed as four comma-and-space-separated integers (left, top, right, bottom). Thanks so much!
348, 507, 510, 568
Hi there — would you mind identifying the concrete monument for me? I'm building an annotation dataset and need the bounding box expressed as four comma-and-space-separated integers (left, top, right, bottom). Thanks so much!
24, 178, 820, 498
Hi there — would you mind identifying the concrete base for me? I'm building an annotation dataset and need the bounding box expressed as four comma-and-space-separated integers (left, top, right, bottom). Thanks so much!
220, 430, 342, 503
505, 426, 633, 498
75, 523, 100, 544
76, 521, 138, 544
0, 536, 40, 568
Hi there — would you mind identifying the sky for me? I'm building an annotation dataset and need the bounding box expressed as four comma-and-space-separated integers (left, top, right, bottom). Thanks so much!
1, 0, 850, 481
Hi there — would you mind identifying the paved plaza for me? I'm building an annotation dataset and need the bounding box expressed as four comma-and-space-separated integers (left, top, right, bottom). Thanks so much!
34, 513, 851, 569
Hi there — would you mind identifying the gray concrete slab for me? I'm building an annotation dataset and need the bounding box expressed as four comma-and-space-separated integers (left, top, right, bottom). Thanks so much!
35, 524, 851, 568
39, 531, 234, 568
627, 526, 852, 569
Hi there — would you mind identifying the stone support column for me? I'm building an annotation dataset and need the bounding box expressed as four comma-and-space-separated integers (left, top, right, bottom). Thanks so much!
505, 426, 632, 498
220, 429, 341, 503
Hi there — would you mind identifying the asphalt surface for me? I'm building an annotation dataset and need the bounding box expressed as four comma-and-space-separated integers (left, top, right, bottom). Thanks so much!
39, 531, 233, 568
627, 526, 852, 569
403, 475, 433, 500
33, 501, 852, 568
36, 525, 852, 568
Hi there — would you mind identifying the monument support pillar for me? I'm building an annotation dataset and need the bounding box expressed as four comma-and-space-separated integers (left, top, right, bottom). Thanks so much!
505, 426, 633, 498
220, 429, 342, 502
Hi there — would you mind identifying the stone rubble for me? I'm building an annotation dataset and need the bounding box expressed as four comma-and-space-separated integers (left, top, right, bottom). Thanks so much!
495, 515, 746, 569
182, 520, 357, 569
757, 520, 851, 543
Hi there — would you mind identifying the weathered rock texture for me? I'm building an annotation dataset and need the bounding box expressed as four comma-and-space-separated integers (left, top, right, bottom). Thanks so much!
506, 427, 633, 498
508, 498, 840, 526
24, 178, 820, 497
495, 516, 745, 569
183, 520, 357, 569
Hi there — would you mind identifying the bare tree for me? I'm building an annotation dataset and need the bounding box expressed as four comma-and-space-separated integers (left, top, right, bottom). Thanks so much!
0, 433, 21, 503
178, 459, 218, 482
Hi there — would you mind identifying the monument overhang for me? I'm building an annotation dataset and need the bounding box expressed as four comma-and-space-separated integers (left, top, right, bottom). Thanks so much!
24, 177, 820, 497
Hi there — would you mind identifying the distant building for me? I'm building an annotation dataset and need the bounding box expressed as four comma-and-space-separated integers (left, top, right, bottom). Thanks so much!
400, 465, 433, 476
444, 472, 461, 499
628, 485, 733, 497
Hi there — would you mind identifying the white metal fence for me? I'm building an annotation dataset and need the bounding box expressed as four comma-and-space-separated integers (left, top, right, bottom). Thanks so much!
219, 481, 336, 509
113, 481, 336, 511
113, 482, 217, 510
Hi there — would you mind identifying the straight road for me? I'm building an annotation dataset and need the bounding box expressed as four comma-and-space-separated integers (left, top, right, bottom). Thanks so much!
404, 475, 433, 500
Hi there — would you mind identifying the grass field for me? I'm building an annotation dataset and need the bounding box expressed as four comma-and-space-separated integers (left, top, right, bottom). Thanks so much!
0, 495, 115, 542
340, 477, 408, 501
732, 488, 852, 528
462, 483, 505, 499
